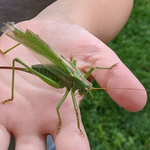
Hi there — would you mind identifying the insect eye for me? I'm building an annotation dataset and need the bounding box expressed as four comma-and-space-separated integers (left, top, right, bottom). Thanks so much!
85, 88, 89, 92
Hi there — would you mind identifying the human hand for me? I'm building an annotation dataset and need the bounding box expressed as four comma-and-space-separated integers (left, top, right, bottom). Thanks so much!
0, 18, 147, 150
0, 0, 146, 149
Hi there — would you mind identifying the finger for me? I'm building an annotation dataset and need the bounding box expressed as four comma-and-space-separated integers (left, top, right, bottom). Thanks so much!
15, 134, 46, 150
92, 44, 147, 112
54, 124, 90, 150
0, 125, 11, 150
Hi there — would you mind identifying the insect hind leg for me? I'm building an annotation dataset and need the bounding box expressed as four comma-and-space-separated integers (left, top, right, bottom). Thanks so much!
0, 59, 16, 104
0, 43, 20, 55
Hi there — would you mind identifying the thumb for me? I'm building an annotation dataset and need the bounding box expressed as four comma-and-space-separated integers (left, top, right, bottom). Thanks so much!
91, 43, 147, 112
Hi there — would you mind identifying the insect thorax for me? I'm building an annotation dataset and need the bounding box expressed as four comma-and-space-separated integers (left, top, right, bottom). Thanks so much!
72, 75, 92, 96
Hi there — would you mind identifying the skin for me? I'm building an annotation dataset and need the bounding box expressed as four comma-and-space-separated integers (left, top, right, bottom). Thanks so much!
0, 0, 147, 150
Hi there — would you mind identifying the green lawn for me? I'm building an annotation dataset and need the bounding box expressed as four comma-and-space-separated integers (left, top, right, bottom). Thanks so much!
80, 0, 150, 149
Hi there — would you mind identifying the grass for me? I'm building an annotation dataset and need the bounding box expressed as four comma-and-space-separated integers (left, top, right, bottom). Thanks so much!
80, 0, 150, 149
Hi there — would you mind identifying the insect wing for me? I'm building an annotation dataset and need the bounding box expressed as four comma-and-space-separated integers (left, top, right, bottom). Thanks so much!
2, 22, 75, 82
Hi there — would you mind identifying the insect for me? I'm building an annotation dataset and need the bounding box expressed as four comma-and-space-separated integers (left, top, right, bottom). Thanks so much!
0, 22, 118, 134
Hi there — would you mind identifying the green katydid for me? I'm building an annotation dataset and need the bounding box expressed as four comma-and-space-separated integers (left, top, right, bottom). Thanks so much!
0, 22, 118, 134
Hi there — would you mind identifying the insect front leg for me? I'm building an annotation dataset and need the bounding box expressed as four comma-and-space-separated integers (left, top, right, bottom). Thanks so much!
84, 63, 118, 79
71, 89, 83, 135
56, 88, 70, 133
0, 59, 16, 104
70, 55, 76, 66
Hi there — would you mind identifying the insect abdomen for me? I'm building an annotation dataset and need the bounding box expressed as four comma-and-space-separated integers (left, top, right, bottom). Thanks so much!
32, 64, 73, 89
32, 64, 60, 83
